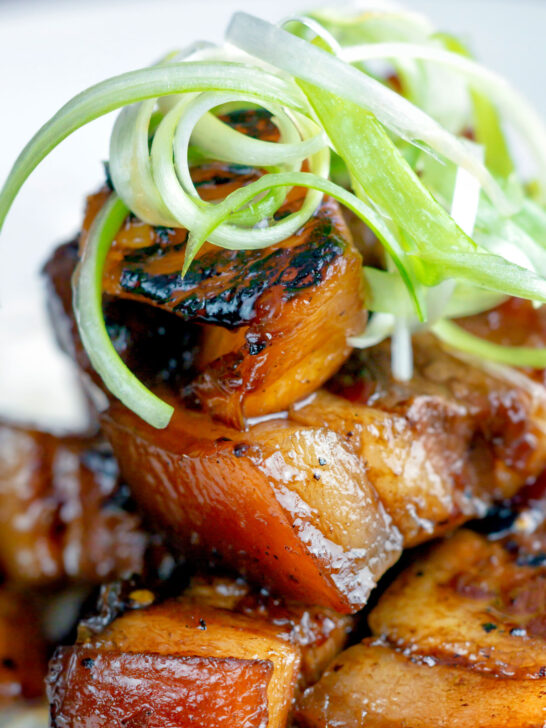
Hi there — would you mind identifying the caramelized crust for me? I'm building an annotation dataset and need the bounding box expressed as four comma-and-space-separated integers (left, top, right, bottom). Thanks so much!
101, 394, 401, 612
0, 420, 149, 586
370, 529, 546, 678
0, 589, 47, 705
87, 110, 366, 428
184, 575, 354, 690
292, 333, 546, 544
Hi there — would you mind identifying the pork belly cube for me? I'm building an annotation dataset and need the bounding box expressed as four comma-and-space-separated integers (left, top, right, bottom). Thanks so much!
102, 395, 401, 613
296, 514, 546, 727
90, 108, 366, 428
0, 589, 47, 705
295, 640, 546, 728
44, 240, 401, 613
49, 648, 272, 728
0, 421, 149, 586
369, 528, 546, 678
48, 575, 354, 728
292, 333, 546, 544
184, 574, 355, 690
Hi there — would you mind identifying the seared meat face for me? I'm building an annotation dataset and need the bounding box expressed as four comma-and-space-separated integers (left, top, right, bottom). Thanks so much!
102, 392, 401, 613
48, 575, 354, 728
293, 332, 546, 544
296, 518, 546, 728
0, 421, 150, 586
80, 110, 366, 428
295, 640, 546, 728
370, 529, 546, 677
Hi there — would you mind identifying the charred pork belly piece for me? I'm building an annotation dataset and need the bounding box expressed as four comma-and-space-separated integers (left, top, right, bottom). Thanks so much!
0, 588, 47, 706
47, 575, 354, 728
292, 331, 546, 545
84, 109, 366, 428
44, 244, 402, 613
296, 520, 546, 728
102, 392, 401, 613
0, 420, 150, 586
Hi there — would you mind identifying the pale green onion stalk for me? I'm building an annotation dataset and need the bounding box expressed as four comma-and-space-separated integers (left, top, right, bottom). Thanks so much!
73, 194, 174, 428
1, 4, 546, 427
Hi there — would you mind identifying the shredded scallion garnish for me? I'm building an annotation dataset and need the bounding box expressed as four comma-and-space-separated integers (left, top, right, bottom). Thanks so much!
1, 4, 546, 426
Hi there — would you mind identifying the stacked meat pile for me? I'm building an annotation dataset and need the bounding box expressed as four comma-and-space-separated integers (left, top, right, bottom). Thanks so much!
2, 111, 545, 727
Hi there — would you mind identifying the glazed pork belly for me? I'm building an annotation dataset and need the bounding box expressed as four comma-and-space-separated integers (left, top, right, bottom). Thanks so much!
47, 575, 353, 728
0, 420, 150, 586
45, 236, 400, 613
90, 109, 366, 429
292, 329, 546, 544
296, 508, 546, 728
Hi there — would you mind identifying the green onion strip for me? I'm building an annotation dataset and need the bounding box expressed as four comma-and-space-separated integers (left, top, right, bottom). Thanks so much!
1, 6, 546, 427
73, 194, 174, 428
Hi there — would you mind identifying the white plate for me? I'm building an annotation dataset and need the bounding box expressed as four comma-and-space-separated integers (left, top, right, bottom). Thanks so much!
1, 0, 545, 429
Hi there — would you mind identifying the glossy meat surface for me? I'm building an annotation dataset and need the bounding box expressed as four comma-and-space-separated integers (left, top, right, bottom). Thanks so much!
370, 529, 546, 678
0, 589, 47, 705
102, 394, 401, 612
49, 647, 272, 728
295, 640, 546, 728
293, 332, 546, 544
45, 235, 546, 608
296, 518, 546, 727
87, 110, 366, 427
184, 575, 354, 690
49, 574, 353, 728
0, 420, 149, 585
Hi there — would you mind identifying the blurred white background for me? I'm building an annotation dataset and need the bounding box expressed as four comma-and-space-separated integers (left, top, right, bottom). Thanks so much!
0, 0, 545, 429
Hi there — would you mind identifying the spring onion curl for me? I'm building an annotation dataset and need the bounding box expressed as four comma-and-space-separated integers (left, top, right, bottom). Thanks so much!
0, 6, 546, 427
227, 13, 510, 213
73, 194, 174, 429
338, 42, 546, 198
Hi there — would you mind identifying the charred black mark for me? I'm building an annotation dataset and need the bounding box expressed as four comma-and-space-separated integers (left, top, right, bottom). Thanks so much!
223, 108, 274, 139
247, 332, 267, 356
114, 108, 346, 328
123, 231, 188, 264
155, 226, 176, 244
81, 657, 95, 669
198, 618, 207, 631
121, 227, 345, 328
2, 657, 16, 670
120, 269, 183, 304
